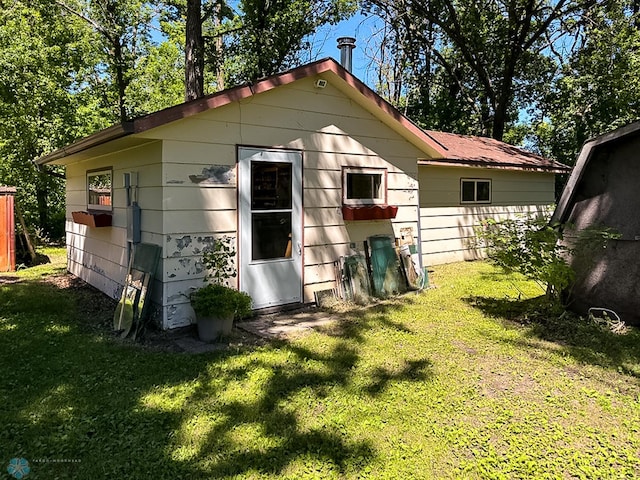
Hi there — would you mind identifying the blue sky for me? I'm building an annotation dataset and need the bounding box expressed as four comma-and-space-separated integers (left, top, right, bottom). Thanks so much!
309, 12, 381, 83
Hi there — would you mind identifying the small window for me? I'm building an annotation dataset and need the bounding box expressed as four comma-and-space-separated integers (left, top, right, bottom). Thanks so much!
461, 178, 491, 204
343, 167, 387, 205
87, 168, 113, 211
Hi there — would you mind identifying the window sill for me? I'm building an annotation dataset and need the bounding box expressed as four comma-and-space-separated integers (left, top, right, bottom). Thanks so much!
72, 211, 112, 228
342, 205, 398, 221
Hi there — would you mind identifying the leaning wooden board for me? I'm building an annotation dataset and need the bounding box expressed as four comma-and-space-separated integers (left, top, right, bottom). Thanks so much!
114, 243, 161, 339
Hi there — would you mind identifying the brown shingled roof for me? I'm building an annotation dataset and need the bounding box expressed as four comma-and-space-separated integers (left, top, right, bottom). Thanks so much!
418, 130, 571, 173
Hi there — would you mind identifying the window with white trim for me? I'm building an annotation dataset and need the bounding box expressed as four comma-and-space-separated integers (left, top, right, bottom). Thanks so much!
342, 167, 387, 205
461, 178, 491, 204
87, 168, 113, 211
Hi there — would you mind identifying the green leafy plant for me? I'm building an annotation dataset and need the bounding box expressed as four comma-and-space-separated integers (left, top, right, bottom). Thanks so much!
475, 213, 620, 304
202, 235, 237, 286
191, 236, 252, 319
190, 283, 252, 319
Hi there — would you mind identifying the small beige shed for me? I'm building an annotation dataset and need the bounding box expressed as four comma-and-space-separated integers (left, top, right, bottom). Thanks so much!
37, 58, 567, 329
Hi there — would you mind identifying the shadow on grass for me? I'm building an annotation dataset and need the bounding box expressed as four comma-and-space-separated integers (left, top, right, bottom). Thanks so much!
465, 295, 640, 377
364, 359, 432, 396
319, 299, 417, 343
0, 277, 426, 478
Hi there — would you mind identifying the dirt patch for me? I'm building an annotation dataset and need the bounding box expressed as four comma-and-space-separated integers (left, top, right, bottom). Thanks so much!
42, 272, 267, 353
0, 275, 21, 284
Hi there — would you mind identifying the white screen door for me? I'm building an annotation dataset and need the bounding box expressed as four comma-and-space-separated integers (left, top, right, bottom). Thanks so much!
238, 147, 303, 309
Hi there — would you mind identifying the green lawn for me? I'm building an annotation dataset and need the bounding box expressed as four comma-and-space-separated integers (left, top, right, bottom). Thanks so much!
1, 249, 639, 479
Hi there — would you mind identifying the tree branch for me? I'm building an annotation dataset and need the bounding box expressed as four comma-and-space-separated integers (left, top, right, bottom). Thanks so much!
54, 0, 114, 42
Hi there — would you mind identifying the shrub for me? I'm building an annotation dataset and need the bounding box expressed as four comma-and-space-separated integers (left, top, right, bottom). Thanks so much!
202, 235, 236, 286
191, 236, 253, 319
475, 214, 619, 305
190, 283, 252, 319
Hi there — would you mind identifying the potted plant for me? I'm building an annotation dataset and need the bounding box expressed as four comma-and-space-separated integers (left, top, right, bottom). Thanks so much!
191, 236, 252, 341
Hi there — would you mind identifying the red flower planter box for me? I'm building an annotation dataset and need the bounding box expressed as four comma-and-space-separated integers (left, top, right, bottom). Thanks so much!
72, 211, 112, 228
341, 205, 398, 221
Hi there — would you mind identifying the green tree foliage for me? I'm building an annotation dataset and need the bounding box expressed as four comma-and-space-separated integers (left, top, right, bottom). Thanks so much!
363, 0, 594, 141
0, 1, 108, 241
160, 0, 356, 94
225, 0, 357, 83
158, 0, 235, 97
126, 41, 185, 112
536, 1, 640, 166
55, 0, 158, 121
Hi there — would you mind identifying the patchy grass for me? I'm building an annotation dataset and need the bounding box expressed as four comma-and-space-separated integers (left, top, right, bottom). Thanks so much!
0, 252, 639, 478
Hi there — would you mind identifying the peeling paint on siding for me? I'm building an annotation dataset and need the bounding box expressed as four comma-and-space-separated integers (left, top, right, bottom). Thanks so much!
168, 257, 206, 277
91, 264, 105, 276
176, 236, 192, 250
189, 165, 236, 185
167, 235, 196, 258
167, 293, 188, 303
166, 234, 238, 257
165, 234, 238, 283
403, 189, 417, 200
405, 178, 419, 189
196, 236, 225, 254
166, 303, 196, 329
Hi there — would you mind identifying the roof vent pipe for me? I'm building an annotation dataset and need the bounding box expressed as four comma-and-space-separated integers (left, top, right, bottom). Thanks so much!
337, 37, 356, 72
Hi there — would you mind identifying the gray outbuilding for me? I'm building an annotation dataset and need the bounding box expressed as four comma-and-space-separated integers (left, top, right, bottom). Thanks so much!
551, 121, 640, 326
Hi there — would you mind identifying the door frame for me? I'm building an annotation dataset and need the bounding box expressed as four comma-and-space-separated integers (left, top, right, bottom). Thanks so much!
236, 145, 304, 309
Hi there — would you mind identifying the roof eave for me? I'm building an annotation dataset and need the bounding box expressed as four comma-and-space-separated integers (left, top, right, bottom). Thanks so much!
37, 58, 448, 166
551, 120, 640, 225
418, 158, 571, 174
36, 123, 134, 165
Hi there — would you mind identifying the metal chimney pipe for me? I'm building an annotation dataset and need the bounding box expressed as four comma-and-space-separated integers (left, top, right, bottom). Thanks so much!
337, 37, 356, 72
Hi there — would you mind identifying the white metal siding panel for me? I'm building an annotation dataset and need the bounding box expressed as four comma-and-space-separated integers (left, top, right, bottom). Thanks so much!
420, 204, 553, 265
154, 78, 423, 325
419, 166, 555, 207
65, 142, 163, 305
418, 165, 556, 265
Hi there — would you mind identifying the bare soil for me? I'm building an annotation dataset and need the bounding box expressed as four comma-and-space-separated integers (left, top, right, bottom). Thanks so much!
41, 272, 266, 353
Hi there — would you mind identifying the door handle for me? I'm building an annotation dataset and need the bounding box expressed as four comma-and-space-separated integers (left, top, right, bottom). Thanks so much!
297, 242, 302, 255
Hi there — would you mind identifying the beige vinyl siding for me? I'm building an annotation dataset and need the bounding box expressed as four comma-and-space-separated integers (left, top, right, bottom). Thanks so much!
152, 77, 422, 327
160, 141, 238, 328
420, 165, 555, 206
419, 165, 555, 265
65, 141, 163, 301
64, 76, 427, 329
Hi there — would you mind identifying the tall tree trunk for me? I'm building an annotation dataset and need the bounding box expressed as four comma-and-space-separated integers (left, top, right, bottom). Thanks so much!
185, 0, 204, 101
213, 1, 225, 90
113, 40, 128, 122
492, 100, 507, 141
492, 82, 513, 141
